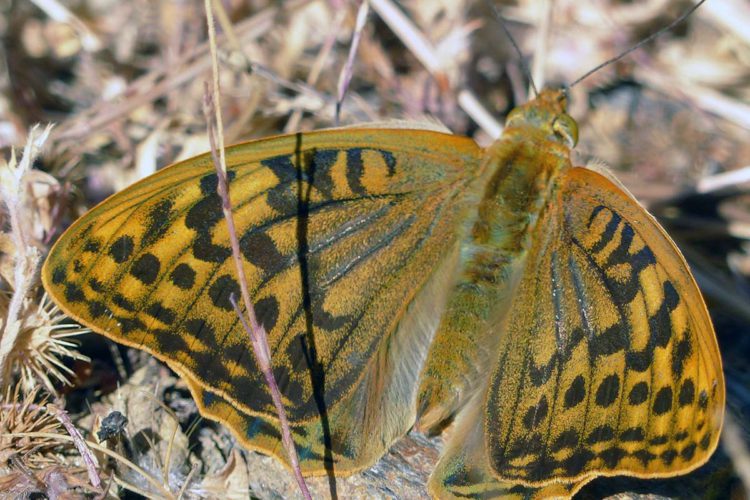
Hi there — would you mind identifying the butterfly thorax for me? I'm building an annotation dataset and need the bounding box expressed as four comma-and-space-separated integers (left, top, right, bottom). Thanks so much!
462, 89, 577, 289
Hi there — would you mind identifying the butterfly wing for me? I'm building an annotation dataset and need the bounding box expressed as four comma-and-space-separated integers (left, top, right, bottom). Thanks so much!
42, 128, 482, 473
431, 166, 724, 496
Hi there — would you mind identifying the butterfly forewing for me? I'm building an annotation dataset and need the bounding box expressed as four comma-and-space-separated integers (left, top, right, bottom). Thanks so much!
485, 166, 722, 484
42, 128, 483, 473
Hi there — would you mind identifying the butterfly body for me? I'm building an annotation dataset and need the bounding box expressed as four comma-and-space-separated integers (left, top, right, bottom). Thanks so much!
42, 89, 724, 499
418, 91, 577, 432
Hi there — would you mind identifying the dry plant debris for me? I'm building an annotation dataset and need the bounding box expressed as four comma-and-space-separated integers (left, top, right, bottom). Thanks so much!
0, 0, 748, 498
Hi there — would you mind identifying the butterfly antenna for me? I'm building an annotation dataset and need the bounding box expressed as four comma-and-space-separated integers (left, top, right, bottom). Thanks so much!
570, 0, 707, 89
486, 0, 538, 97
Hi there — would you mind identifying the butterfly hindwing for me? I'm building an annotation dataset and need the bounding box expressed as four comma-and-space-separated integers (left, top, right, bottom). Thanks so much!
42, 128, 483, 474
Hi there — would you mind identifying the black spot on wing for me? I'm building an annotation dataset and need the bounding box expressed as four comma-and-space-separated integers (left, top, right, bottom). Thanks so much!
119, 316, 146, 334
109, 235, 135, 263
255, 295, 280, 332
199, 170, 236, 195
650, 435, 669, 445
170, 263, 196, 290
345, 148, 367, 196
83, 239, 102, 253
598, 447, 627, 468
679, 379, 695, 406
700, 432, 712, 450
241, 230, 286, 277
522, 396, 549, 430
645, 282, 681, 356
88, 301, 107, 318
112, 293, 136, 312
595, 374, 620, 407
505, 432, 544, 461
674, 430, 690, 441
680, 443, 697, 461
672, 336, 692, 379
192, 348, 232, 388
528, 356, 557, 387
153, 327, 188, 352
620, 427, 645, 442
184, 172, 235, 263
64, 283, 85, 303
561, 449, 596, 476
185, 318, 213, 341
307, 149, 338, 198
208, 274, 240, 311
587, 206, 619, 254
141, 199, 175, 247
653, 386, 673, 415
589, 322, 629, 360
524, 329, 584, 390
378, 149, 397, 176
88, 277, 105, 292
586, 425, 614, 444
551, 429, 579, 451
634, 449, 656, 466
52, 267, 66, 285
343, 148, 397, 196
185, 195, 231, 263
663, 281, 680, 311
661, 449, 678, 465
609, 246, 656, 305
628, 381, 649, 405
263, 155, 299, 213
605, 222, 635, 268
261, 149, 339, 212
130, 253, 160, 285
699, 390, 709, 410
579, 206, 657, 297
146, 301, 176, 325
626, 282, 678, 373
309, 290, 350, 331
564, 375, 586, 409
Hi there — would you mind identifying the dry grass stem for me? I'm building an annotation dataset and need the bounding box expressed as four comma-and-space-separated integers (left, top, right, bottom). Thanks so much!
335, 0, 370, 124
203, 2, 311, 497
45, 404, 101, 489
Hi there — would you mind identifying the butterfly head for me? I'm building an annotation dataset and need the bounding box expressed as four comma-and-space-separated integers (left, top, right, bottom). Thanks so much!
505, 88, 578, 148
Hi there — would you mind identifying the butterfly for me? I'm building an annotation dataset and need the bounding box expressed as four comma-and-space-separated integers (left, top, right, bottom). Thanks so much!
42, 88, 724, 498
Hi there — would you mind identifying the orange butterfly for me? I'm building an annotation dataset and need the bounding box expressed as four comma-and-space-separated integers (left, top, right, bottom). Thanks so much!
43, 87, 724, 497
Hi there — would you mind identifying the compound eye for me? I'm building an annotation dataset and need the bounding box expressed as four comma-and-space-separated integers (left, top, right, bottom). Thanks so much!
552, 113, 578, 147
